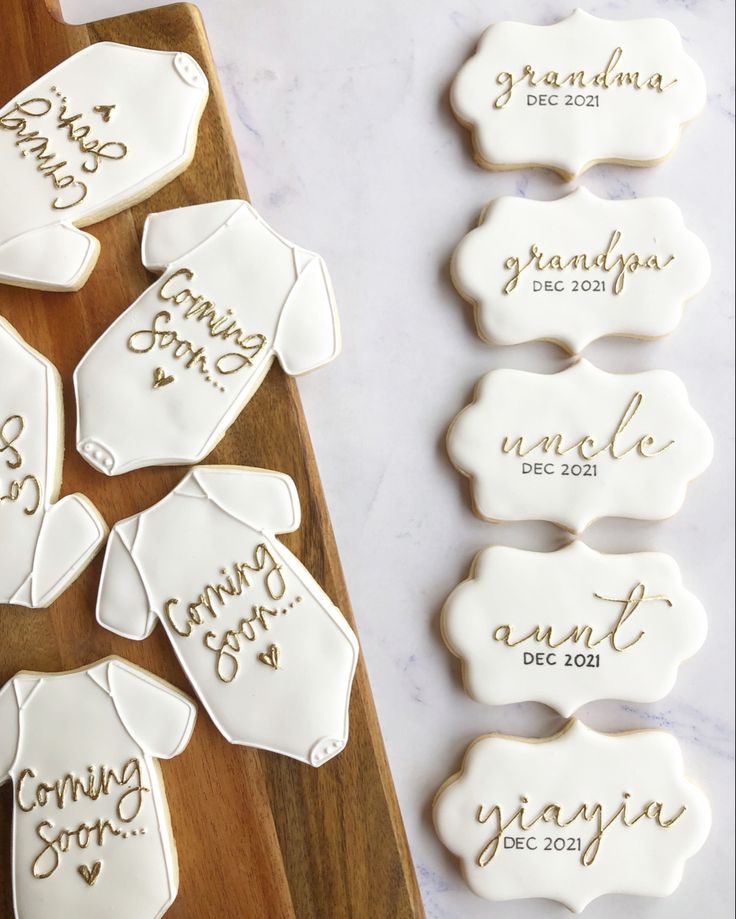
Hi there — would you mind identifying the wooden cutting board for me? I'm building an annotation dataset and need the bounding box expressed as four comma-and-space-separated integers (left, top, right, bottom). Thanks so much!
0, 2, 424, 916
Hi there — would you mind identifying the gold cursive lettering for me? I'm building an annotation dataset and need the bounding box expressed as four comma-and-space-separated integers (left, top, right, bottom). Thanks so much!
501, 392, 675, 460
0, 98, 87, 209
0, 414, 41, 515
32, 818, 123, 880
0, 86, 127, 211
163, 547, 304, 683
128, 309, 209, 375
493, 582, 673, 653
17, 758, 150, 880
476, 792, 686, 868
494, 46, 678, 108
0, 475, 42, 516
16, 758, 149, 822
158, 268, 267, 375
503, 230, 676, 295
55, 97, 127, 173
164, 546, 288, 639
204, 604, 285, 683
1, 415, 24, 469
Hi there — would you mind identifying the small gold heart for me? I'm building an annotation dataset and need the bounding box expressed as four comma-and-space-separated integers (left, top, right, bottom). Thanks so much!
153, 368, 175, 389
93, 104, 116, 123
78, 862, 102, 887
258, 644, 281, 670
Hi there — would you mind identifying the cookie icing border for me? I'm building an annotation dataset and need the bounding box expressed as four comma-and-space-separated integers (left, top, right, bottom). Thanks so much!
1, 316, 107, 608
433, 719, 711, 911
441, 542, 707, 715
95, 465, 360, 767
73, 199, 341, 476
452, 188, 711, 352
451, 9, 707, 179
0, 655, 197, 919
0, 41, 209, 292
446, 360, 713, 532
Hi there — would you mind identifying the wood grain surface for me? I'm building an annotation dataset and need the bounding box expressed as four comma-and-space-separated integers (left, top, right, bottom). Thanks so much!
0, 2, 424, 916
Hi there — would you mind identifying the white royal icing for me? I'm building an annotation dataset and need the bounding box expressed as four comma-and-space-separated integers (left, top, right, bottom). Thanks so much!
453, 188, 711, 353
74, 200, 341, 475
0, 42, 208, 291
433, 720, 711, 912
96, 466, 359, 767
447, 360, 713, 532
0, 657, 196, 919
1, 318, 106, 608
442, 542, 707, 716
451, 9, 706, 179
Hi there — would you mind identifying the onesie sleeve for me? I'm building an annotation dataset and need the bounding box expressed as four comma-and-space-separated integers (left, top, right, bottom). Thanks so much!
97, 518, 158, 640
0, 680, 20, 780
192, 466, 301, 534
141, 200, 244, 271
274, 253, 342, 375
108, 661, 196, 759
31, 494, 107, 608
0, 224, 100, 292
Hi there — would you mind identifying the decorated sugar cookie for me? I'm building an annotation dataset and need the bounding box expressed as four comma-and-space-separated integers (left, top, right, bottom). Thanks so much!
443, 542, 707, 715
0, 42, 208, 291
0, 657, 196, 919
452, 9, 706, 179
1, 318, 106, 608
75, 200, 341, 475
447, 360, 712, 532
433, 720, 710, 912
96, 466, 359, 767
453, 188, 710, 352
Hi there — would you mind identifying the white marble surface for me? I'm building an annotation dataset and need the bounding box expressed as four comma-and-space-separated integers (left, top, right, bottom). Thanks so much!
60, 1, 736, 916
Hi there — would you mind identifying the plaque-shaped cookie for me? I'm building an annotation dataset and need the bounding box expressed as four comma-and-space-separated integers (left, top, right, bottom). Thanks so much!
447, 360, 713, 532
452, 10, 706, 179
434, 721, 711, 911
453, 188, 710, 352
442, 542, 707, 715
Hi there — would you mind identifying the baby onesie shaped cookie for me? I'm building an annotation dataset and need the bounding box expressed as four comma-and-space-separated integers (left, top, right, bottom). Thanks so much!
1, 318, 106, 608
433, 721, 710, 911
75, 200, 341, 475
453, 188, 710, 352
442, 542, 707, 715
0, 657, 196, 919
96, 466, 359, 767
447, 360, 713, 532
0, 42, 208, 291
452, 10, 706, 179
